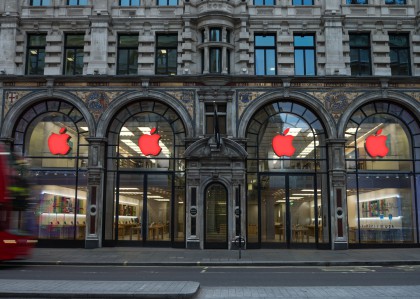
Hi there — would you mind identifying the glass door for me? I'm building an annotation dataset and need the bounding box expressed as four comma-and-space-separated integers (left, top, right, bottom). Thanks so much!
205, 183, 228, 249
259, 174, 318, 248
116, 173, 173, 243
116, 173, 144, 241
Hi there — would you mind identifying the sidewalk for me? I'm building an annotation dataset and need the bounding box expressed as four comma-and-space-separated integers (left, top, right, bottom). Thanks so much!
3, 247, 420, 298
6, 247, 420, 266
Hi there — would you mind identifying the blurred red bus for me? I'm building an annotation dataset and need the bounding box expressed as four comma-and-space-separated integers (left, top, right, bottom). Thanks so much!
0, 146, 36, 261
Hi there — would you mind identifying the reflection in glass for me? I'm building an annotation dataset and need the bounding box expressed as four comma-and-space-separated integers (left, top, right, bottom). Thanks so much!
205, 184, 227, 246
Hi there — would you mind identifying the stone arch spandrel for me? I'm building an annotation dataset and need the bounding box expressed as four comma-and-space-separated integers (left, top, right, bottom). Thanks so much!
96, 90, 194, 139
237, 90, 337, 139
1, 90, 96, 138
337, 91, 420, 138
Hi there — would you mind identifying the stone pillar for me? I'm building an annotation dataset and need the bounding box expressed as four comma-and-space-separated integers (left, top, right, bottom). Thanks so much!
222, 46, 227, 74
324, 16, 346, 76
203, 47, 209, 74
0, 17, 18, 74
327, 138, 348, 250
85, 137, 107, 249
86, 16, 110, 75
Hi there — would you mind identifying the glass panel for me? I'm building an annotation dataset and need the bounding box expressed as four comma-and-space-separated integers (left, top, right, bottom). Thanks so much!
210, 28, 221, 42
205, 184, 227, 244
266, 49, 276, 75
294, 35, 314, 47
157, 35, 177, 47
119, 35, 138, 47
174, 174, 185, 242
348, 174, 415, 244
261, 175, 286, 243
117, 173, 143, 241
255, 35, 275, 47
146, 174, 171, 241
305, 49, 315, 75
289, 175, 315, 245
210, 48, 221, 73
295, 49, 304, 75
247, 174, 259, 243
255, 49, 265, 75
32, 171, 85, 240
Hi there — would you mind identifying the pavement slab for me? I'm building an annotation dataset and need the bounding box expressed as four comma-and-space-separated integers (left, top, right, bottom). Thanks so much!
0, 280, 200, 298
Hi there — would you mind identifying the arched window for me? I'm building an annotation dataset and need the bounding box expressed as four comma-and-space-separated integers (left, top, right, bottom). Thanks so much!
12, 100, 89, 242
345, 101, 420, 245
246, 101, 328, 248
104, 100, 186, 246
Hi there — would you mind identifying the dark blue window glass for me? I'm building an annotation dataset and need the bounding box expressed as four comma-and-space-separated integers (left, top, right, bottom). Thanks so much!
293, 0, 314, 5
346, 0, 368, 4
254, 0, 275, 5
389, 34, 411, 75
120, 0, 140, 5
385, 0, 406, 4
294, 35, 315, 75
349, 34, 371, 76
255, 35, 276, 75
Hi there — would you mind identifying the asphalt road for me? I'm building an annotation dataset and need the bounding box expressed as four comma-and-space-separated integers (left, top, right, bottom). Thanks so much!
1, 264, 420, 287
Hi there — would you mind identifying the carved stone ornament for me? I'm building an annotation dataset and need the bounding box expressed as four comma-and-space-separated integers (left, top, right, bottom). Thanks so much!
185, 137, 247, 160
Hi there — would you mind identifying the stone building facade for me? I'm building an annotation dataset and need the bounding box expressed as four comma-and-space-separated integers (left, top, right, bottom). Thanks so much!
0, 0, 419, 250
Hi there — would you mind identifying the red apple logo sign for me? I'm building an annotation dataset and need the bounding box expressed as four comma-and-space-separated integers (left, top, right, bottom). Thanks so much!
48, 127, 71, 155
272, 128, 296, 157
138, 128, 162, 156
365, 129, 389, 158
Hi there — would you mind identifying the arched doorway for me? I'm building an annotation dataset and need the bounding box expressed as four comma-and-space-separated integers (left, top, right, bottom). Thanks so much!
103, 99, 186, 247
10, 99, 90, 245
345, 101, 420, 246
204, 183, 228, 249
245, 100, 329, 249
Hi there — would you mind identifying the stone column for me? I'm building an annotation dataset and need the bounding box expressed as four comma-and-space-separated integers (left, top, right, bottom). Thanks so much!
324, 16, 346, 75
327, 138, 348, 250
86, 16, 110, 75
222, 46, 227, 74
0, 17, 18, 74
203, 47, 209, 74
85, 137, 107, 249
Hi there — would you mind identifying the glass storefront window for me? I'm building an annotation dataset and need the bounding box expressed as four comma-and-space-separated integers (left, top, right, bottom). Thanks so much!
345, 101, 419, 245
105, 100, 186, 245
12, 100, 89, 242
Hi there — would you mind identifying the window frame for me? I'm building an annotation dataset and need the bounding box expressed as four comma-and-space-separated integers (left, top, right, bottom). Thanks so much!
157, 0, 178, 6
254, 34, 277, 75
64, 34, 84, 76
117, 34, 139, 75
254, 0, 275, 5
26, 34, 47, 75
119, 0, 141, 5
30, 0, 50, 5
155, 34, 178, 75
293, 34, 316, 76
349, 33, 372, 76
205, 103, 227, 135
389, 33, 411, 76
292, 0, 314, 5
67, 0, 88, 5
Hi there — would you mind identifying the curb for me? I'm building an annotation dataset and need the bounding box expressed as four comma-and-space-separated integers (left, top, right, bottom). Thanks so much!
5, 260, 420, 267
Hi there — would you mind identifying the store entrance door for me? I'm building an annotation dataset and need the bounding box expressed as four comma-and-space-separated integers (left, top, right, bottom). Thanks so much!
260, 174, 320, 248
204, 183, 228, 249
116, 173, 173, 244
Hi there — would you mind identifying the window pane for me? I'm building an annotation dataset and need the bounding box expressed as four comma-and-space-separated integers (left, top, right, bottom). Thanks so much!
29, 35, 46, 47
157, 35, 177, 47
255, 35, 275, 47
294, 35, 314, 47
255, 49, 265, 75
389, 35, 409, 47
305, 49, 315, 75
266, 49, 276, 75
210, 29, 221, 42
119, 35, 138, 47
128, 50, 138, 74
66, 35, 84, 47
210, 48, 221, 73
117, 49, 128, 75
295, 49, 304, 75
167, 49, 177, 74
168, 0, 177, 5
350, 34, 369, 47
120, 0, 130, 5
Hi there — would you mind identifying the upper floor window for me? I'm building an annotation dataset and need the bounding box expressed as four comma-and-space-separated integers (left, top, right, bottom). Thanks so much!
64, 34, 84, 75
157, 0, 178, 5
120, 0, 140, 5
294, 35, 316, 75
26, 34, 46, 75
346, 0, 368, 4
349, 33, 371, 76
255, 35, 276, 75
67, 0, 88, 5
254, 0, 275, 5
209, 48, 222, 73
156, 34, 177, 75
293, 0, 314, 5
31, 0, 50, 5
210, 28, 222, 42
205, 103, 227, 135
117, 35, 138, 75
385, 0, 406, 4
389, 34, 411, 76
